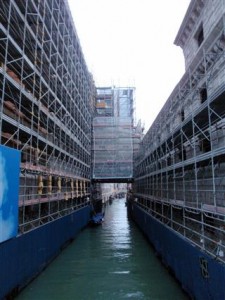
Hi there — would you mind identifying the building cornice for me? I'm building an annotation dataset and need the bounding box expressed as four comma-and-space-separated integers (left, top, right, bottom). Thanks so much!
174, 0, 204, 48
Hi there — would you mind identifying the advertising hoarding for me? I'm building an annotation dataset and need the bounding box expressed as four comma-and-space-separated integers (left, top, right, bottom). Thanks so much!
0, 145, 20, 243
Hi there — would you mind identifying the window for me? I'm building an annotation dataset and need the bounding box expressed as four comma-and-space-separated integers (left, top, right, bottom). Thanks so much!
180, 109, 185, 122
201, 137, 211, 153
195, 24, 204, 47
200, 87, 207, 103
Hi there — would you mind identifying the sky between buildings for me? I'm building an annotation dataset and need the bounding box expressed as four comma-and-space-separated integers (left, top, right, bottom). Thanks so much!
67, 0, 191, 131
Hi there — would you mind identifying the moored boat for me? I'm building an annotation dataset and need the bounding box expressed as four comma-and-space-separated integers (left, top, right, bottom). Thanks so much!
89, 212, 105, 226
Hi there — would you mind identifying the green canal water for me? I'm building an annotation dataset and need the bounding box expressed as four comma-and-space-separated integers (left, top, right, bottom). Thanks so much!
17, 198, 189, 300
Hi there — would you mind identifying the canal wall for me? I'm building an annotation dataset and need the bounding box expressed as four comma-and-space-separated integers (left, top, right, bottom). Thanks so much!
128, 202, 225, 300
0, 206, 91, 299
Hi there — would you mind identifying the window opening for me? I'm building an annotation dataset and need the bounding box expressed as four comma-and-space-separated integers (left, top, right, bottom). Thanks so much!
200, 87, 207, 103
195, 24, 204, 47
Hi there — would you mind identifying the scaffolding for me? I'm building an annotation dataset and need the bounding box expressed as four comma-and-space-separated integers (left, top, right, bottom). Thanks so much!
0, 0, 94, 233
133, 0, 225, 261
93, 116, 133, 180
92, 87, 135, 182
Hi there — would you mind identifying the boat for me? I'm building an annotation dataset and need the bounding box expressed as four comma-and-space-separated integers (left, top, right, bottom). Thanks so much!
89, 212, 105, 226
127, 1, 225, 299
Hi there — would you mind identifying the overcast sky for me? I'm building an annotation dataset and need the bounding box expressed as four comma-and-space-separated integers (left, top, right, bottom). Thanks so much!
67, 0, 191, 131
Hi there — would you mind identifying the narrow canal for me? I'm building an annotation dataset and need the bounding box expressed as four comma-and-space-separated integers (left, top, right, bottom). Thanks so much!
17, 198, 188, 300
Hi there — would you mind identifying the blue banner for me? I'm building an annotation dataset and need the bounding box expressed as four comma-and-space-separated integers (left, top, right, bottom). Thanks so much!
0, 145, 20, 243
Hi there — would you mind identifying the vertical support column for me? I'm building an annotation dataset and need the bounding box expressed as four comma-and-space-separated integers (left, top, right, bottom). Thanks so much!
76, 179, 79, 197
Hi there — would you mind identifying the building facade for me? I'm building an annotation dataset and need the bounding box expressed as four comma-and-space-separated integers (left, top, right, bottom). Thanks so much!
93, 86, 135, 181
0, 1, 94, 297
0, 0, 94, 234
130, 0, 225, 299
